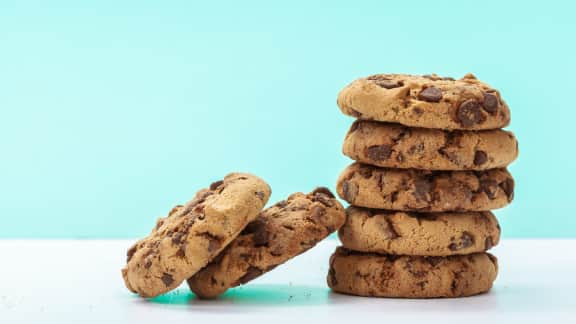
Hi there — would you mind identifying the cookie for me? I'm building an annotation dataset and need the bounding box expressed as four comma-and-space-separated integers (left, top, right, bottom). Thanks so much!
336, 162, 514, 212
187, 188, 346, 298
337, 73, 510, 130
339, 206, 500, 256
328, 247, 498, 298
343, 120, 518, 170
121, 173, 271, 298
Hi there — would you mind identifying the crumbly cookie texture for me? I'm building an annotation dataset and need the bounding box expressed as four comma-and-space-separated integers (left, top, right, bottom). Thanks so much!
337, 73, 510, 130
187, 188, 346, 298
339, 206, 500, 256
343, 120, 518, 170
121, 173, 271, 298
336, 162, 514, 212
328, 247, 498, 298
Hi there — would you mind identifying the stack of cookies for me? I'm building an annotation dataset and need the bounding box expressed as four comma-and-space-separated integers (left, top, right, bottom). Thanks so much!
328, 73, 518, 298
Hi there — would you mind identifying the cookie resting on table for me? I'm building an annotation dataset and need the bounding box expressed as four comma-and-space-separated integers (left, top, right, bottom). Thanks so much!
121, 173, 271, 298
187, 187, 346, 298
328, 247, 498, 298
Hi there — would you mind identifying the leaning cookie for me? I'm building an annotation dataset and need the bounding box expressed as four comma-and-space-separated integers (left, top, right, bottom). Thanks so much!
336, 162, 514, 212
337, 73, 510, 130
339, 206, 500, 256
343, 120, 518, 170
187, 188, 346, 298
328, 247, 498, 298
121, 173, 271, 298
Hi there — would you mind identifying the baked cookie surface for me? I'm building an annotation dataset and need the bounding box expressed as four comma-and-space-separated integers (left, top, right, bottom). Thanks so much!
336, 163, 514, 212
328, 247, 498, 298
187, 188, 346, 298
337, 73, 510, 130
343, 120, 518, 170
121, 173, 271, 298
339, 206, 500, 256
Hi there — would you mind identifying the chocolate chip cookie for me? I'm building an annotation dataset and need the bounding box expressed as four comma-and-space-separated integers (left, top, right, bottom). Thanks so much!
336, 163, 514, 212
187, 188, 346, 298
337, 73, 510, 130
343, 120, 518, 170
121, 173, 271, 298
328, 247, 498, 298
339, 206, 500, 256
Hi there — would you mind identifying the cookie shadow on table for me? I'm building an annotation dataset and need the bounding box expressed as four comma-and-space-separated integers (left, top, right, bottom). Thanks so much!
145, 284, 330, 308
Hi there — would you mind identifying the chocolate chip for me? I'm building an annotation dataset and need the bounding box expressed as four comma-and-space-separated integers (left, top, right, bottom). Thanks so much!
485, 236, 494, 250
312, 186, 335, 198
175, 245, 186, 258
457, 100, 484, 127
448, 232, 475, 251
413, 178, 432, 202
171, 232, 184, 245
409, 107, 423, 118
426, 256, 443, 267
368, 78, 403, 89
161, 273, 174, 287
357, 166, 373, 179
309, 205, 327, 225
342, 181, 358, 202
144, 259, 152, 269
238, 267, 263, 284
442, 77, 455, 81
209, 180, 223, 191
480, 179, 498, 199
482, 92, 499, 113
243, 218, 269, 247
255, 191, 266, 201
474, 150, 488, 166
417, 86, 443, 102
499, 178, 515, 202
366, 145, 392, 161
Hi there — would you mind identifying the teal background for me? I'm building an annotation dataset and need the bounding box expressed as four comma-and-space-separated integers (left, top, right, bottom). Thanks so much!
1, 1, 574, 238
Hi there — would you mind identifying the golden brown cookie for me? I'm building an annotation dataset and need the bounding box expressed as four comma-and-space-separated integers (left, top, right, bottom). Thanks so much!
187, 188, 346, 298
121, 173, 271, 298
336, 163, 514, 212
328, 247, 498, 298
337, 73, 510, 130
339, 206, 500, 256
343, 120, 518, 170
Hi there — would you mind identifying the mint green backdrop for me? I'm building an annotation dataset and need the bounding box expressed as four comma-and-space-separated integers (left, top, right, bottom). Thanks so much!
1, 1, 574, 238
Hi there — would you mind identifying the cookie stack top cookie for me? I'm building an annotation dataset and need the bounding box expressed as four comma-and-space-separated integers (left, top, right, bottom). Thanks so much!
338, 73, 510, 130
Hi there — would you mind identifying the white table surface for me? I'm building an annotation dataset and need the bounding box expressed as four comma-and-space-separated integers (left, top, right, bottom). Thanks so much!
0, 239, 574, 323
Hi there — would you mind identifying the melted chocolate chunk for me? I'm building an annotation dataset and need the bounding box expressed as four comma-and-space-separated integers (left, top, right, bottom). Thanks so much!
457, 100, 484, 127
366, 145, 392, 161
161, 273, 174, 287
482, 92, 499, 113
474, 150, 488, 166
417, 86, 443, 102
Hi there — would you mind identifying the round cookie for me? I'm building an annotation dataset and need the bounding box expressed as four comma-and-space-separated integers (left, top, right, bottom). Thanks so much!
121, 173, 271, 298
328, 247, 498, 298
339, 206, 501, 256
187, 188, 346, 298
343, 120, 518, 170
337, 73, 510, 130
336, 162, 514, 212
